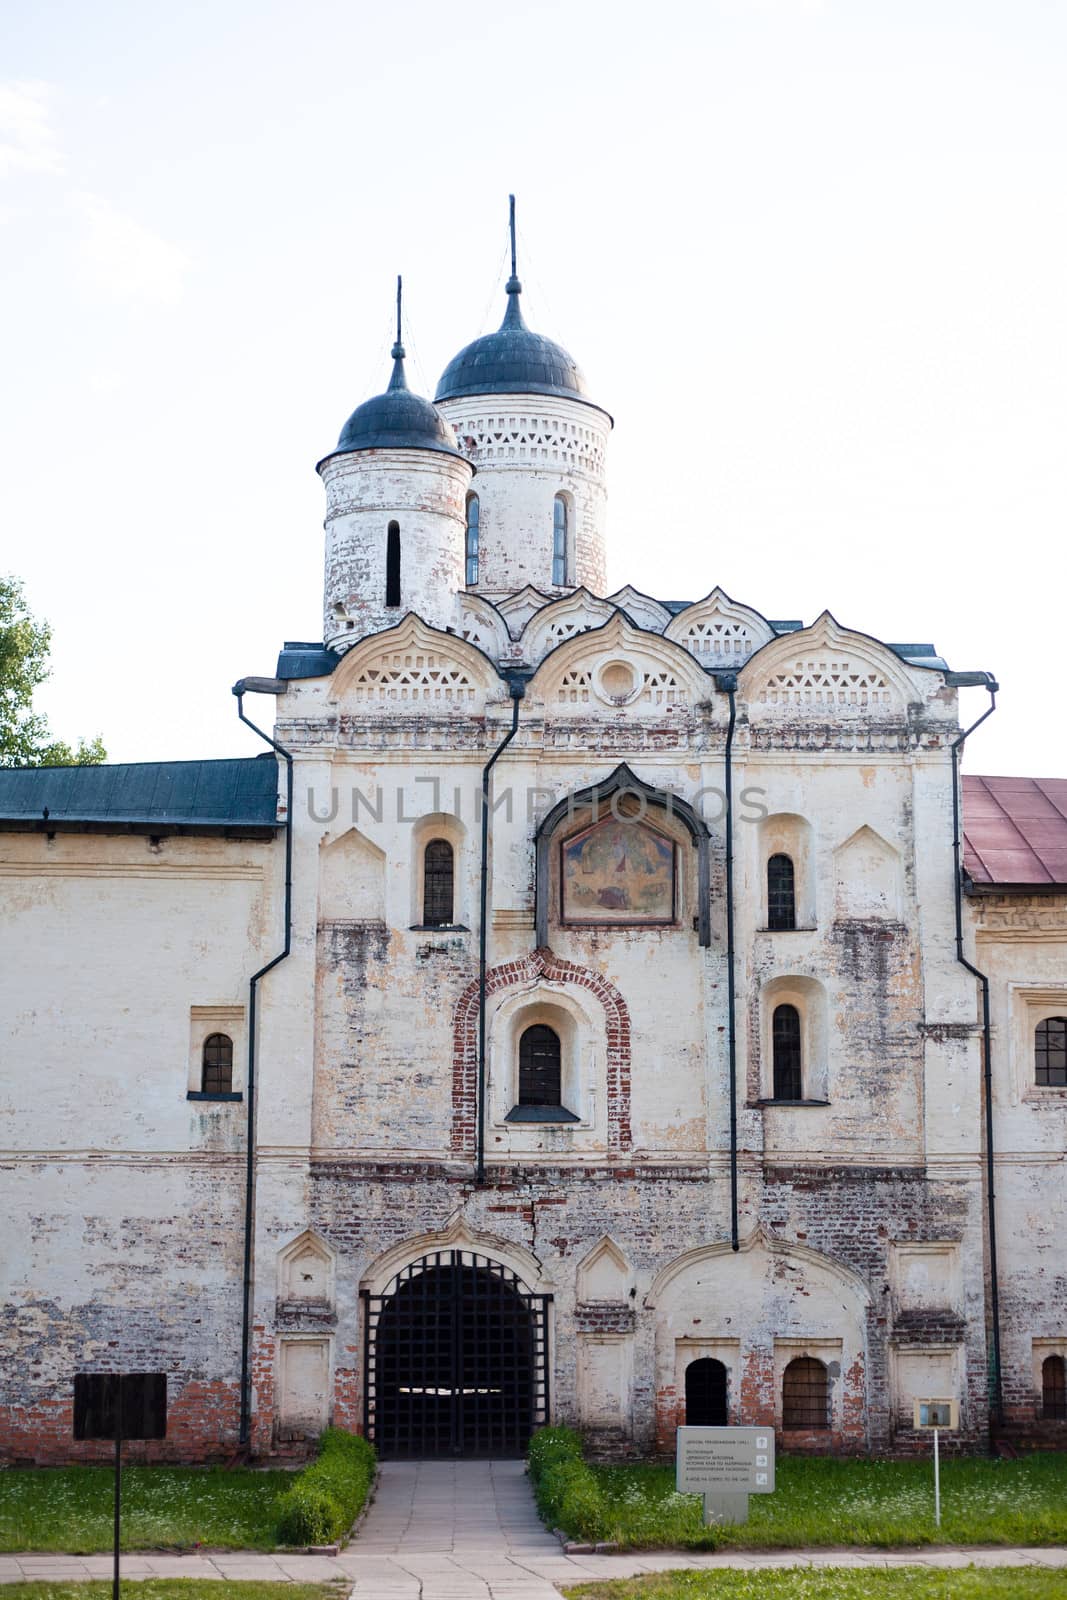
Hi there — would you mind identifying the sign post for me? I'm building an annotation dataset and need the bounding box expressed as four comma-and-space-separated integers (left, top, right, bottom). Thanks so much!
676, 1426, 776, 1525
74, 1374, 167, 1600
913, 1398, 958, 1529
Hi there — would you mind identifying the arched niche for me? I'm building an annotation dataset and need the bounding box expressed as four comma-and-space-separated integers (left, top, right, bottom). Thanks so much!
757, 813, 816, 929
576, 1237, 633, 1304
834, 825, 904, 921
487, 983, 600, 1127
534, 763, 711, 947
278, 1230, 335, 1306
758, 974, 830, 1102
319, 825, 386, 923
410, 810, 469, 928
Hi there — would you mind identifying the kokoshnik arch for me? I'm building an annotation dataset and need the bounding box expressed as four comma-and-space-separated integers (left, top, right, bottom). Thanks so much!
2, 201, 1067, 1463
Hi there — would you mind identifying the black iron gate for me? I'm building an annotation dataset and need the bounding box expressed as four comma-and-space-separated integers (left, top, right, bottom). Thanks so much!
362, 1250, 551, 1458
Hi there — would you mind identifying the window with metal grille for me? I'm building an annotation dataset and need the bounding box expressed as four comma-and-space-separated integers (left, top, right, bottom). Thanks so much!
423, 839, 455, 926
386, 521, 401, 607
772, 1004, 802, 1100
767, 853, 796, 930
519, 1025, 561, 1107
465, 495, 479, 586
202, 1033, 233, 1094
1036, 1017, 1067, 1086
782, 1356, 829, 1430
552, 496, 568, 585
1043, 1354, 1067, 1420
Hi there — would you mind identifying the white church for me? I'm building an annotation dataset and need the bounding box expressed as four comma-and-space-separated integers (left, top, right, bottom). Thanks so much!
2, 205, 1066, 1463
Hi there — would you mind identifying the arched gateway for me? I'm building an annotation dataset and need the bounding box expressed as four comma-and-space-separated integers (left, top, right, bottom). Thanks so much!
362, 1249, 551, 1457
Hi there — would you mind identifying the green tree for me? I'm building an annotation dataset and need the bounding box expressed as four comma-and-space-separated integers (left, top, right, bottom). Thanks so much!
0, 575, 107, 767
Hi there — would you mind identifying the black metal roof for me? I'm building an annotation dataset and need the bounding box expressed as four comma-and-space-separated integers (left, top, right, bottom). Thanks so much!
0, 756, 281, 837
277, 641, 341, 679
318, 347, 465, 469
435, 283, 597, 407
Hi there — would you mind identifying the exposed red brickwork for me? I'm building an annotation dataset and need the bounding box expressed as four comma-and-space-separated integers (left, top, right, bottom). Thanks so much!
334, 1342, 361, 1432
250, 1324, 275, 1455
0, 1379, 241, 1465
451, 947, 632, 1155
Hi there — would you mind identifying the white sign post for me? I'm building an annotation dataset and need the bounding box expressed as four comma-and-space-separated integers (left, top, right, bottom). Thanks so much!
676, 1426, 776, 1525
913, 1399, 958, 1528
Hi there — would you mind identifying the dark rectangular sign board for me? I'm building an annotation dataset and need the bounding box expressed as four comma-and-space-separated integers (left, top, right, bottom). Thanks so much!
74, 1373, 167, 1441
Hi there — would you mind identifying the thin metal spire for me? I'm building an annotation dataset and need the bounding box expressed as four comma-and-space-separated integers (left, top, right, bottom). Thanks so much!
503, 194, 526, 328
388, 273, 408, 390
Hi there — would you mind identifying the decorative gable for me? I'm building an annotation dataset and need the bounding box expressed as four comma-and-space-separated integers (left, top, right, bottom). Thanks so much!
529, 614, 709, 716
742, 613, 915, 719
519, 589, 619, 666
329, 614, 500, 711
605, 587, 672, 633
665, 587, 774, 668
576, 1237, 633, 1303
278, 1230, 334, 1306
496, 584, 555, 638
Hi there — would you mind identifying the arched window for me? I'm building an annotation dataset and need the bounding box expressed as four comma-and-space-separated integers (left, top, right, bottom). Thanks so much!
1043, 1355, 1067, 1420
202, 1033, 233, 1095
465, 494, 480, 586
685, 1358, 728, 1426
519, 1025, 562, 1107
552, 495, 568, 585
1036, 1017, 1067, 1086
772, 1004, 802, 1100
782, 1356, 829, 1430
423, 839, 455, 927
386, 521, 401, 608
767, 853, 796, 930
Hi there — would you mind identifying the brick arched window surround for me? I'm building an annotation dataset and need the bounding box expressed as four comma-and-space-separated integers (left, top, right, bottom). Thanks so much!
1035, 1017, 1067, 1086
1043, 1354, 1066, 1420
452, 948, 632, 1155
202, 1033, 233, 1094
782, 1356, 829, 1430
534, 763, 711, 947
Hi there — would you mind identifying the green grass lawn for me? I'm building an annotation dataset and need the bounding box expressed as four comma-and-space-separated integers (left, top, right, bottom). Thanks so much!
0, 1467, 296, 1553
581, 1453, 1067, 1549
0, 1586, 342, 1600
563, 1568, 1067, 1600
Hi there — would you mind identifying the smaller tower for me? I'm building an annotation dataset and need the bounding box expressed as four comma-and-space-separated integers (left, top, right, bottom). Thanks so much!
435, 198, 612, 599
318, 280, 473, 647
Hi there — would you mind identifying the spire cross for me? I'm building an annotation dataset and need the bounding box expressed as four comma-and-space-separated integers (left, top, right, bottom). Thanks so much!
392, 274, 405, 360
509, 195, 517, 281
505, 194, 523, 311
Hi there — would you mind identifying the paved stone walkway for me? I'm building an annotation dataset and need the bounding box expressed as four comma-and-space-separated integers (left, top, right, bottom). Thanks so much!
1, 1460, 1066, 1595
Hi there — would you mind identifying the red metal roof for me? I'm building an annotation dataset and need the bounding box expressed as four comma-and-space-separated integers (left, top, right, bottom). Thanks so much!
963, 775, 1067, 888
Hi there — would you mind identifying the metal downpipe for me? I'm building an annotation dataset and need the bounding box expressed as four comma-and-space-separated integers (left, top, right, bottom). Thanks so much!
949, 679, 1003, 1428
716, 673, 741, 1251
476, 682, 524, 1186
234, 687, 294, 1449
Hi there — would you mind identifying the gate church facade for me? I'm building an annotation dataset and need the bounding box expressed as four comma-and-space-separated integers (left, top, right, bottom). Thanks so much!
3, 221, 1067, 1462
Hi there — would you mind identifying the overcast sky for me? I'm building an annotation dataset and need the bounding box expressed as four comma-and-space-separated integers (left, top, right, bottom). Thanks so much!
2, 0, 1064, 775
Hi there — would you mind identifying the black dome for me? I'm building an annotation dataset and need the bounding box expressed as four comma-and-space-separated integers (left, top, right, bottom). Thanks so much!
435, 282, 590, 404
319, 346, 465, 468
